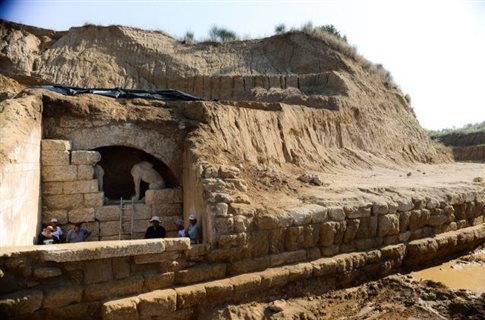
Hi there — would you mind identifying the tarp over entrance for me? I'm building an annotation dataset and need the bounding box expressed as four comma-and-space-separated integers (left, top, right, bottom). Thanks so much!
32, 85, 203, 101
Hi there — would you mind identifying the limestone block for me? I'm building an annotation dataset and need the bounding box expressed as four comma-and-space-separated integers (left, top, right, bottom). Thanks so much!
409, 209, 431, 230
269, 228, 285, 254
134, 252, 180, 264
41, 139, 71, 151
175, 264, 226, 284
112, 257, 130, 279
64, 180, 98, 195
207, 192, 234, 204
312, 257, 339, 276
69, 208, 95, 223
260, 268, 289, 288
143, 272, 175, 291
71, 150, 101, 165
270, 250, 307, 267
175, 284, 206, 309
302, 224, 320, 248
399, 212, 411, 232
42, 209, 68, 225
231, 274, 262, 295
145, 188, 183, 205
427, 215, 448, 227
378, 214, 399, 237
84, 276, 144, 302
151, 203, 183, 217
99, 221, 121, 236
43, 194, 84, 210
372, 202, 389, 215
96, 205, 121, 221
207, 202, 229, 217
217, 233, 247, 248
255, 212, 293, 230
319, 222, 337, 246
78, 165, 94, 180
202, 178, 227, 193
215, 217, 234, 235
84, 258, 113, 284
203, 165, 219, 178
85, 192, 104, 207
0, 289, 43, 316
397, 198, 414, 212
43, 285, 83, 308
42, 165, 77, 182
225, 178, 248, 192
233, 215, 251, 233
164, 238, 191, 251
345, 206, 371, 219
227, 256, 270, 274
285, 226, 304, 251
43, 181, 64, 195
381, 244, 406, 260
122, 203, 152, 220
41, 150, 70, 166
287, 262, 313, 281
328, 207, 345, 221
426, 198, 440, 210
33, 266, 62, 278
102, 297, 139, 320
399, 231, 411, 242
343, 219, 360, 243
204, 279, 234, 300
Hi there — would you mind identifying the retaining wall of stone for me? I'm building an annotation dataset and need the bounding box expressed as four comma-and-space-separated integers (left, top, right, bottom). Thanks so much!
102, 223, 485, 320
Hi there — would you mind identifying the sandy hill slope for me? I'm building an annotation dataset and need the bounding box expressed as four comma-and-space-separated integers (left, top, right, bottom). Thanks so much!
0, 19, 450, 172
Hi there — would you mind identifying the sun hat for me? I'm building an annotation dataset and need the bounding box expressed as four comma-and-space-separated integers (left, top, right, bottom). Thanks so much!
189, 213, 197, 221
150, 216, 161, 223
50, 218, 58, 223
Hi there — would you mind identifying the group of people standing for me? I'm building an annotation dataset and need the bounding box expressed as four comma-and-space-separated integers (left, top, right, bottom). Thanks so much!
145, 213, 201, 244
37, 219, 91, 245
37, 213, 201, 245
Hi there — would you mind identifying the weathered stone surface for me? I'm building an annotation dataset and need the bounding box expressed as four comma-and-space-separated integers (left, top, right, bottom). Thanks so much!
102, 296, 139, 320
43, 285, 83, 308
33, 266, 62, 278
41, 139, 71, 151
372, 202, 389, 215
64, 180, 98, 194
42, 165, 78, 182
255, 212, 292, 230
43, 194, 84, 210
39, 239, 169, 262
260, 268, 289, 288
41, 150, 70, 166
270, 250, 306, 267
286, 262, 313, 281
343, 219, 360, 243
409, 209, 431, 230
215, 217, 234, 235
84, 192, 104, 207
69, 208, 95, 223
204, 279, 233, 300
145, 188, 182, 205
234, 215, 250, 233
231, 274, 262, 295
134, 252, 180, 264
397, 198, 414, 212
175, 264, 226, 284
164, 238, 190, 251
427, 215, 448, 227
78, 165, 94, 180
151, 203, 183, 217
319, 222, 338, 246
138, 289, 177, 317
42, 209, 68, 225
0, 289, 43, 316
328, 207, 345, 221
84, 276, 144, 301
143, 272, 175, 291
228, 256, 270, 274
112, 257, 130, 279
175, 284, 206, 309
43, 181, 64, 195
99, 221, 120, 236
84, 258, 113, 284
378, 214, 399, 237
71, 150, 101, 165
96, 206, 121, 221
219, 165, 240, 178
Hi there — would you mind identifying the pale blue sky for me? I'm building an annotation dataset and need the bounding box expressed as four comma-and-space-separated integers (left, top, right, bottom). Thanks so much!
1, 0, 484, 130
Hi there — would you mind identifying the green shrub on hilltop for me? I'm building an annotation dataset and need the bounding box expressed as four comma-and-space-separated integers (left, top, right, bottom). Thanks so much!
428, 121, 485, 137
209, 26, 238, 42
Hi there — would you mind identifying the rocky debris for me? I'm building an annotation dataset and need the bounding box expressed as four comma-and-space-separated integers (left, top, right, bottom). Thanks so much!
298, 172, 327, 186
207, 274, 485, 320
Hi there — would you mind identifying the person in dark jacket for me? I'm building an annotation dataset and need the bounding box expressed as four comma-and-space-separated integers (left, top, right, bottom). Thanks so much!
145, 216, 166, 239
37, 226, 60, 245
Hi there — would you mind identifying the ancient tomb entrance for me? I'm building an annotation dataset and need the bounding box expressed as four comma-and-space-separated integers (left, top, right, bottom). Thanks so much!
94, 146, 178, 202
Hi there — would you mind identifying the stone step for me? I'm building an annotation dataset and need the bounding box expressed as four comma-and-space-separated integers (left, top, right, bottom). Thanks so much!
102, 223, 485, 320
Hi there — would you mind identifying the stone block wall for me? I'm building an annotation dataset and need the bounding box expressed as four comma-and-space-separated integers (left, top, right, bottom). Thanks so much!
41, 139, 104, 240
0, 96, 43, 246
41, 139, 183, 240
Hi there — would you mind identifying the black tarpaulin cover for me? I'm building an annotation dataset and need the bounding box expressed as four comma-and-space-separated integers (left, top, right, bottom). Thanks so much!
32, 85, 203, 101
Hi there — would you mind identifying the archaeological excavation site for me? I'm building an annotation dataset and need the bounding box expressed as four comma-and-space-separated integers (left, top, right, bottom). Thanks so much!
0, 20, 484, 319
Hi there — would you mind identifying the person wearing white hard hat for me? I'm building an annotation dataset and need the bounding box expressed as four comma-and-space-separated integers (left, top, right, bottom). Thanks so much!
145, 216, 166, 239
185, 213, 201, 244
49, 218, 64, 243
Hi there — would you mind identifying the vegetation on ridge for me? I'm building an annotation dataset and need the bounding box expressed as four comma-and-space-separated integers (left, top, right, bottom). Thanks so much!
428, 121, 485, 137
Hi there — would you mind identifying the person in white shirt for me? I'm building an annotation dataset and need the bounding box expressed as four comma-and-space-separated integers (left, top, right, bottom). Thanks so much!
49, 218, 64, 243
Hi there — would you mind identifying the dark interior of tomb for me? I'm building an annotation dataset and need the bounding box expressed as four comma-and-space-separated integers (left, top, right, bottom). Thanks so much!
94, 146, 178, 200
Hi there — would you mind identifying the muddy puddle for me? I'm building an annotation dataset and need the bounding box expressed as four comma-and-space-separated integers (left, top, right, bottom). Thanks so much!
410, 249, 485, 293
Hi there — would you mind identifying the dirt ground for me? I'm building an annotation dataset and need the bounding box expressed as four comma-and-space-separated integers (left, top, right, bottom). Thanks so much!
205, 247, 485, 320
